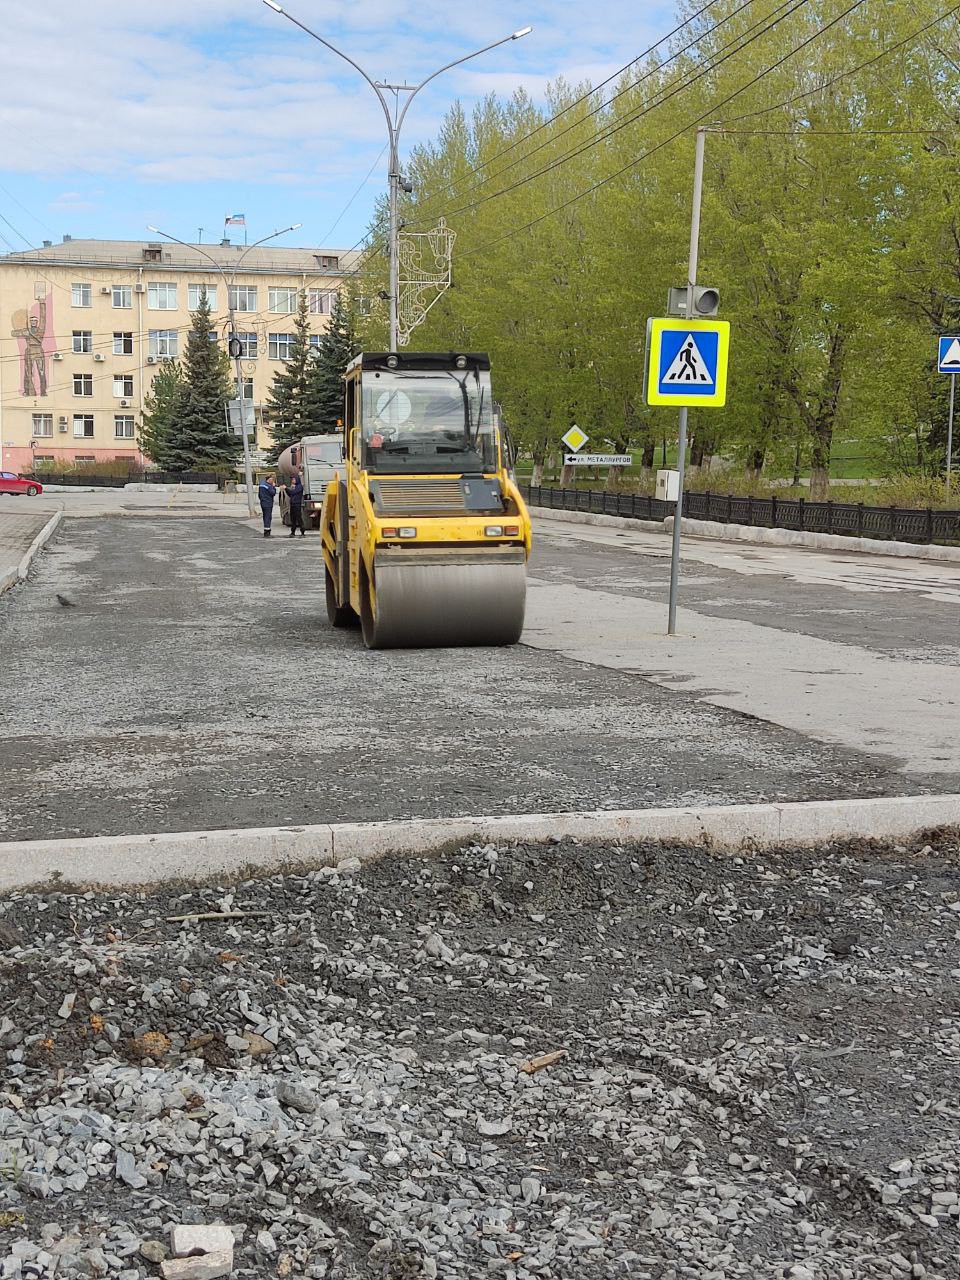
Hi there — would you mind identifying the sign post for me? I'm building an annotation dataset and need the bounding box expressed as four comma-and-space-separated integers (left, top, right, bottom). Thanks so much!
644, 133, 731, 634
937, 336, 960, 495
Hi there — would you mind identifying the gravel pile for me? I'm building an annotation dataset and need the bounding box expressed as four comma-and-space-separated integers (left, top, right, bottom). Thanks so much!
2, 833, 960, 1279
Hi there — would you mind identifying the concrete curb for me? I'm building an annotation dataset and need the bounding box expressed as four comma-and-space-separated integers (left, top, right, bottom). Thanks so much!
1, 794, 957, 892
530, 504, 960, 562
666, 515, 960, 563
0, 509, 62, 596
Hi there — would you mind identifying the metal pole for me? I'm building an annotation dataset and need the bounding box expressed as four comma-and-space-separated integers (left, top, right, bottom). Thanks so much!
230, 304, 257, 518
388, 137, 399, 352
667, 126, 707, 636
948, 372, 955, 498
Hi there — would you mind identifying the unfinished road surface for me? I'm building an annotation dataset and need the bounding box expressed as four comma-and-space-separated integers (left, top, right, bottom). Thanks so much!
0, 515, 941, 842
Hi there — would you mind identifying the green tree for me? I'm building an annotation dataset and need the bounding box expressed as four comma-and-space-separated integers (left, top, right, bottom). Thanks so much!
139, 361, 185, 469
165, 288, 236, 471
265, 291, 313, 462
303, 291, 361, 434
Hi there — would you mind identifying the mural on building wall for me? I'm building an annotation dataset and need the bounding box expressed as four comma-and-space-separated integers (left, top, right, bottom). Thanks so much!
11, 285, 56, 397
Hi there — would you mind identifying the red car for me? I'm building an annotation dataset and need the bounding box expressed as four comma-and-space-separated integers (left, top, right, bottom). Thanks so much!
0, 471, 43, 496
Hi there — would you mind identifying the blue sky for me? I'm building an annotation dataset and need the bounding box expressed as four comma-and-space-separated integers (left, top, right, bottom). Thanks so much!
0, 0, 674, 254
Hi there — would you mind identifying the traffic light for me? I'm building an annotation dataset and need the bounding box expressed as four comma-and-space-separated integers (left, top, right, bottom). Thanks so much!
666, 285, 720, 317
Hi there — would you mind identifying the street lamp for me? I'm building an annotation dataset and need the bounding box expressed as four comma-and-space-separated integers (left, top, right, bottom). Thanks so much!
262, 0, 532, 351
146, 223, 302, 516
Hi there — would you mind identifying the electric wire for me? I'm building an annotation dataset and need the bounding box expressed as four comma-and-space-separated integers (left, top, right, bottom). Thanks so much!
409, 0, 815, 228
457, 0, 872, 259
715, 0, 960, 124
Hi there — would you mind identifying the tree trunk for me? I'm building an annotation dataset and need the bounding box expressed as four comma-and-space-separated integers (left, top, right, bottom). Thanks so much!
531, 461, 544, 486
559, 463, 575, 489
640, 440, 655, 480
746, 448, 765, 482
810, 463, 829, 500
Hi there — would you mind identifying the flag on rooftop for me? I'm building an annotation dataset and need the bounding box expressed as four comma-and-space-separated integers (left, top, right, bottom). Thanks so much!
224, 214, 246, 226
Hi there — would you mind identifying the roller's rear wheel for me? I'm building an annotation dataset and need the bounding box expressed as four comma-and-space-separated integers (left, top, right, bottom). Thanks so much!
325, 564, 355, 628
360, 567, 380, 649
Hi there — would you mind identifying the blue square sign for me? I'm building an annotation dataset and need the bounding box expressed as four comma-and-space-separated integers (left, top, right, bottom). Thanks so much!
645, 318, 730, 407
938, 335, 960, 373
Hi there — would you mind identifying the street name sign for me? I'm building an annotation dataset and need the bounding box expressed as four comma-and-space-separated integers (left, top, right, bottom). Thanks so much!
644, 318, 730, 407
561, 425, 588, 452
564, 453, 632, 466
938, 336, 960, 373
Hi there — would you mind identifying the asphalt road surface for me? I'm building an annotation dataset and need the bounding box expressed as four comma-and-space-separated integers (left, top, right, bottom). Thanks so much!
0, 515, 933, 842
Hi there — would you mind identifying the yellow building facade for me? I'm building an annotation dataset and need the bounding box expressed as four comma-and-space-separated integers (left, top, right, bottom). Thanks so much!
0, 237, 357, 472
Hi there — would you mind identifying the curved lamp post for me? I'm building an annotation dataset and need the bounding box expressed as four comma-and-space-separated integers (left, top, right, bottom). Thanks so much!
146, 223, 301, 515
262, 0, 531, 351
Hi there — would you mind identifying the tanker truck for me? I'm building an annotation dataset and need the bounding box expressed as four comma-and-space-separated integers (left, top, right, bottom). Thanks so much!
276, 435, 345, 529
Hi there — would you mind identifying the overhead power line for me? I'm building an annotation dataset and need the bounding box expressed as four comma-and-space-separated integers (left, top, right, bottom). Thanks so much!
416, 0, 730, 208
459, 0, 870, 259
716, 0, 960, 124
413, 0, 815, 229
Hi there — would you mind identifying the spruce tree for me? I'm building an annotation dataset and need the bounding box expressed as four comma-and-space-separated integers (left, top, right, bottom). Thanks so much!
139, 361, 185, 469
265, 291, 312, 463
165, 288, 236, 471
303, 291, 360, 435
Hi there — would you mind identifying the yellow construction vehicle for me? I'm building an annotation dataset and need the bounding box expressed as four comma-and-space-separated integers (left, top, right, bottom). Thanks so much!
320, 351, 532, 648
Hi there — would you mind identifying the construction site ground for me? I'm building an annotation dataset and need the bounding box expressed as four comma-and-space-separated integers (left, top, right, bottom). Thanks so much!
0, 512, 949, 842
2, 830, 960, 1278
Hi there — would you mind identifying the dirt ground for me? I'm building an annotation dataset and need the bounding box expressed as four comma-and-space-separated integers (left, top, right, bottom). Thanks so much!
2, 830, 959, 1277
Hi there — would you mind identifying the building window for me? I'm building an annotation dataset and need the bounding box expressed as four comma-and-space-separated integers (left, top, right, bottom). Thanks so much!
113, 331, 134, 355
143, 246, 162, 262
268, 332, 294, 360
113, 375, 134, 398
237, 331, 258, 358
308, 334, 321, 354
308, 289, 335, 315
72, 283, 91, 307
269, 287, 298, 314
72, 330, 93, 353
75, 454, 95, 463
114, 415, 135, 439
73, 373, 93, 396
148, 330, 178, 358
32, 413, 53, 437
241, 378, 254, 401
188, 284, 218, 311
358, 295, 373, 315
112, 285, 132, 309
34, 454, 54, 464
228, 285, 257, 312
315, 255, 339, 271
73, 415, 95, 438
148, 282, 177, 310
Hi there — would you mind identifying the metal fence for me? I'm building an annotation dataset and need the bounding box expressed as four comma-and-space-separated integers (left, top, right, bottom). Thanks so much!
27, 470, 225, 489
523, 485, 960, 546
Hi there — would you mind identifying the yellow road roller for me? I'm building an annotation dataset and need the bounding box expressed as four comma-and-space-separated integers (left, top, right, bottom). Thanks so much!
320, 351, 532, 649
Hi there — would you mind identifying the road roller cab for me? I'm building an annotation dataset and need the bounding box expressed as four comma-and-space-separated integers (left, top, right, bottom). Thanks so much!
320, 351, 532, 649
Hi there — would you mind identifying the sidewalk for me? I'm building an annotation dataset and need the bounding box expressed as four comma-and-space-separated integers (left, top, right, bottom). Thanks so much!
0, 509, 51, 591
24, 487, 249, 519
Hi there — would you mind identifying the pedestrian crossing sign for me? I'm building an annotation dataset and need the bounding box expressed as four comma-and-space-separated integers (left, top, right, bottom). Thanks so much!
644, 317, 730, 407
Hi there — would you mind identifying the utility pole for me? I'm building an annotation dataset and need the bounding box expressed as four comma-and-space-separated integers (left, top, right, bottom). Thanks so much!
262, 0, 531, 352
147, 223, 301, 517
667, 127, 707, 636
948, 373, 955, 498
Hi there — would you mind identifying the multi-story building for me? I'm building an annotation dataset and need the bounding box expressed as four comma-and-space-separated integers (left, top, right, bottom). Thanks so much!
0, 236, 358, 471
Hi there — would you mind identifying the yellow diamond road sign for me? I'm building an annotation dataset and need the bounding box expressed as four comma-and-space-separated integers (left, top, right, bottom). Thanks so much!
562, 426, 588, 452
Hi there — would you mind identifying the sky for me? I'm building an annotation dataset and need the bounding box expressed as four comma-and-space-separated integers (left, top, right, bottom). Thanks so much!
0, 0, 673, 255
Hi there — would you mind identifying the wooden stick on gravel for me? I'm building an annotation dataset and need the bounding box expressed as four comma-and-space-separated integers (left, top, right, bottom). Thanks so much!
519, 1049, 568, 1074
165, 910, 270, 923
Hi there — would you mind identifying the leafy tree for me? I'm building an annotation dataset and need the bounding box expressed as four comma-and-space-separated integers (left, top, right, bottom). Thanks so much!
303, 291, 361, 434
265, 291, 314, 463
139, 361, 185, 469
164, 288, 236, 471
